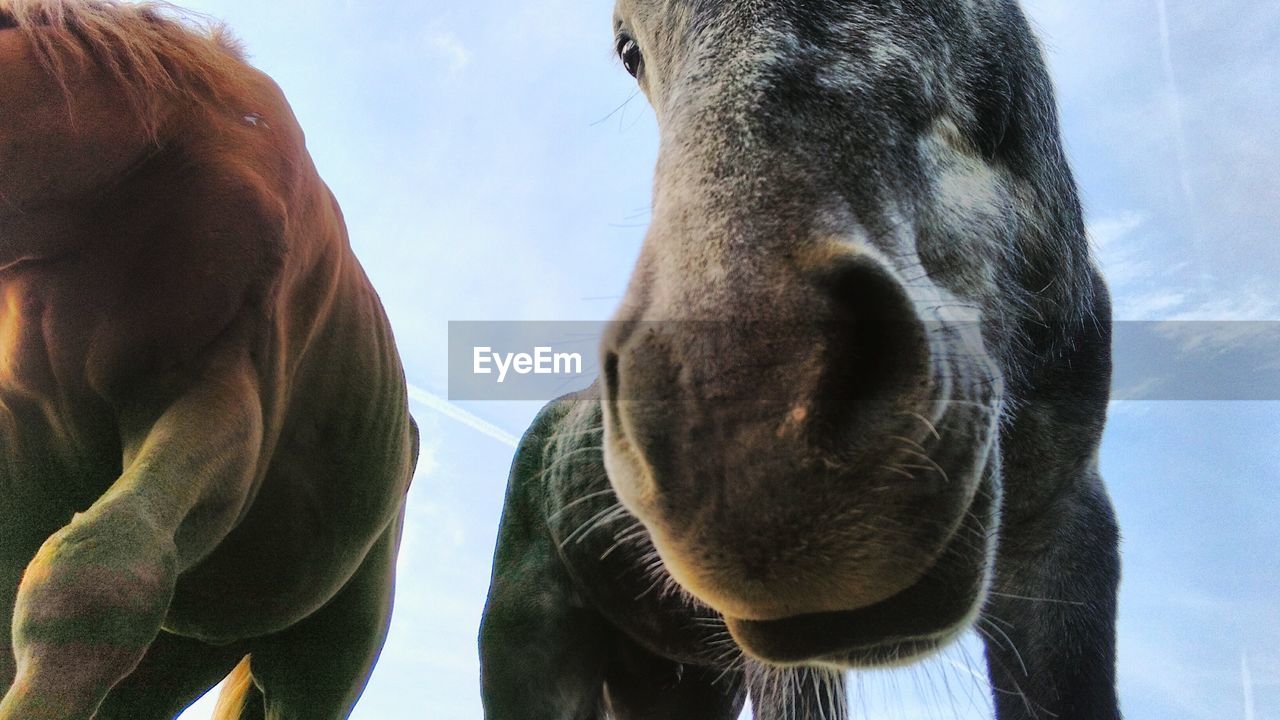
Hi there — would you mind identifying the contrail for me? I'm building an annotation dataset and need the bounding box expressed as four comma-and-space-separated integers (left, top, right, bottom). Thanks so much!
1242, 653, 1255, 720
407, 383, 519, 448
1155, 0, 1211, 290
1155, 0, 1195, 208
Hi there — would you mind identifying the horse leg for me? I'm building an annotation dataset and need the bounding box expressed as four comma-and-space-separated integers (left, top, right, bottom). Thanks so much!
479, 508, 611, 720
1, 469, 84, 698
601, 634, 745, 720
94, 632, 246, 720
0, 359, 265, 720
0, 555, 25, 695
479, 603, 611, 720
0, 523, 55, 695
239, 511, 404, 720
980, 474, 1121, 720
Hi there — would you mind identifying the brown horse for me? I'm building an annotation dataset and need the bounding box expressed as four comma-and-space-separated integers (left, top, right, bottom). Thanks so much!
0, 2, 417, 718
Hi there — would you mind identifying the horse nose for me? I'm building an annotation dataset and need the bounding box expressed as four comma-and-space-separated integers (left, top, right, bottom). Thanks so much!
599, 254, 945, 619
601, 254, 932, 473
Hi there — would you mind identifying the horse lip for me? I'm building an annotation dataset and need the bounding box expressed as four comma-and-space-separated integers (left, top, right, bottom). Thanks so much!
722, 482, 995, 667
722, 567, 982, 667
722, 590, 968, 668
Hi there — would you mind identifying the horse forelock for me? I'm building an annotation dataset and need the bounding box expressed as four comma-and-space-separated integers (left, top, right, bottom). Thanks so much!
0, 0, 250, 136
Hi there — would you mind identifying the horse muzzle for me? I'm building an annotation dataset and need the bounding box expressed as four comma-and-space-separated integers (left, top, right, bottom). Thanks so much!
600, 251, 999, 640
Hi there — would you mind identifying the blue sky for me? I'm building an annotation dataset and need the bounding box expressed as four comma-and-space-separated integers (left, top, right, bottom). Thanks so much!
172, 0, 1280, 717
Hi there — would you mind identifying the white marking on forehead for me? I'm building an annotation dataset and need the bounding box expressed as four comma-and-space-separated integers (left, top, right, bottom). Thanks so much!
909, 116, 1021, 325
923, 119, 1007, 225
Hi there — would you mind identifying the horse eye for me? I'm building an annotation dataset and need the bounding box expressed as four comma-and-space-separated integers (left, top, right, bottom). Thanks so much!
618, 37, 643, 78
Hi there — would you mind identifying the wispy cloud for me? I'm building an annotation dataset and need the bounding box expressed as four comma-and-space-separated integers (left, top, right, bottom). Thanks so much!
1088, 212, 1163, 296
426, 30, 471, 78
1090, 212, 1280, 321
1088, 211, 1147, 252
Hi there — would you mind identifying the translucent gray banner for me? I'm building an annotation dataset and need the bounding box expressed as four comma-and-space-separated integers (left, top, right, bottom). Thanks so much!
447, 321, 1280, 401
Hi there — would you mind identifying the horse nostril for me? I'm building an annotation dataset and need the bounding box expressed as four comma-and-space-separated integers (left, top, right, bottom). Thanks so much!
602, 348, 625, 430
603, 350, 620, 403
809, 258, 931, 439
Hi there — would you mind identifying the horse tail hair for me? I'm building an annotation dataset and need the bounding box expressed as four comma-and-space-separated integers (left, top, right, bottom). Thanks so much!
211, 656, 260, 720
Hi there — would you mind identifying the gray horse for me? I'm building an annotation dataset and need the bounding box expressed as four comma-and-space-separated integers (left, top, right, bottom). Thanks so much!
481, 0, 1119, 718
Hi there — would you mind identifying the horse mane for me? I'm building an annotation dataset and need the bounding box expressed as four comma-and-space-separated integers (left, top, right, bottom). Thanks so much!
0, 0, 250, 134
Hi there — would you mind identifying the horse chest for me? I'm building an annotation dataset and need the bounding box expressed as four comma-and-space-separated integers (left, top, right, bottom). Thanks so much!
0, 262, 129, 502
2, 277, 93, 419
0, 281, 41, 391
